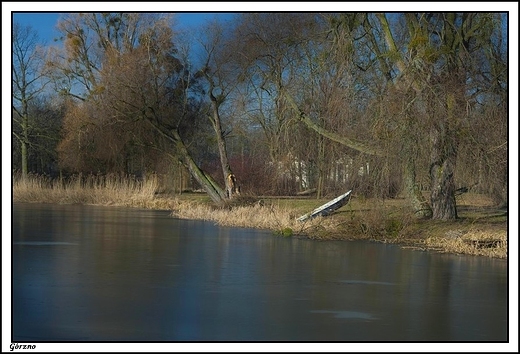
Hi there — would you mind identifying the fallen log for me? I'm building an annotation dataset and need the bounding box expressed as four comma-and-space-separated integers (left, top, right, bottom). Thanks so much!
296, 188, 317, 196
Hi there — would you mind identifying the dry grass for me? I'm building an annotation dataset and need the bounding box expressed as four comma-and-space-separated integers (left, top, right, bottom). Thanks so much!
171, 197, 338, 237
13, 173, 162, 208
421, 228, 507, 258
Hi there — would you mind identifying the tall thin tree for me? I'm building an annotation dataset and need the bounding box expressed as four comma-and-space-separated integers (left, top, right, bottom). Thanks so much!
12, 22, 49, 178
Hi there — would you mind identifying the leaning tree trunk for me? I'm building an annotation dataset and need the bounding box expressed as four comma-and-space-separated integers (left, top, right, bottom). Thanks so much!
284, 89, 433, 217
171, 129, 227, 204
145, 118, 227, 204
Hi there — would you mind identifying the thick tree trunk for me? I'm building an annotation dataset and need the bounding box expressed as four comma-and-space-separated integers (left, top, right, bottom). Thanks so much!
430, 158, 458, 220
429, 89, 459, 220
429, 110, 458, 220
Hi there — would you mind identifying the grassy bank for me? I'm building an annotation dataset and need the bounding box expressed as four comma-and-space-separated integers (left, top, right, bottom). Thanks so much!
12, 174, 507, 259
171, 194, 507, 259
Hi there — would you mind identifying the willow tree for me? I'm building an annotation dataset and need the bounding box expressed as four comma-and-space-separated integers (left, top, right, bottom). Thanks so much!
372, 13, 507, 220
47, 13, 229, 203
253, 13, 505, 220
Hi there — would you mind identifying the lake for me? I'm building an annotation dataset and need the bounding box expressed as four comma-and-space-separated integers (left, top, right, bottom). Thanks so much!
12, 203, 508, 343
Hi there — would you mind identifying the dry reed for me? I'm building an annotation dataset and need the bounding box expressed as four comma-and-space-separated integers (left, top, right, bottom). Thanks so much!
423, 228, 508, 258
171, 200, 337, 237
13, 173, 160, 208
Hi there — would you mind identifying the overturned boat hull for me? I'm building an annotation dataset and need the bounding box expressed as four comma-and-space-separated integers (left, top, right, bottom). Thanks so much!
297, 190, 352, 222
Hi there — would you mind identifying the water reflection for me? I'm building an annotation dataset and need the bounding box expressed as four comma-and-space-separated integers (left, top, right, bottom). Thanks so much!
12, 203, 507, 342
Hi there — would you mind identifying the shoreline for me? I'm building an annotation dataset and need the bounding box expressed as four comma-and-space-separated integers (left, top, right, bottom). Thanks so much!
12, 194, 508, 259
11, 174, 507, 259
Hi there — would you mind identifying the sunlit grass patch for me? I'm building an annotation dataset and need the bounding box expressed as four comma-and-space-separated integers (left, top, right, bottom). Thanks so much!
423, 228, 507, 259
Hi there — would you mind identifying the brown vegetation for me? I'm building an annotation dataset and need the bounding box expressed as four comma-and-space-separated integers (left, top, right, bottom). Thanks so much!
13, 173, 168, 209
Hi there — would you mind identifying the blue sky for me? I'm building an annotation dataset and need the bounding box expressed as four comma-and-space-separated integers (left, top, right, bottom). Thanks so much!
10, 4, 517, 47
12, 13, 62, 43
12, 12, 237, 45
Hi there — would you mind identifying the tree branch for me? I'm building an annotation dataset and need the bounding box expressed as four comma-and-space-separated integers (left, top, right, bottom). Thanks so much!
282, 89, 386, 157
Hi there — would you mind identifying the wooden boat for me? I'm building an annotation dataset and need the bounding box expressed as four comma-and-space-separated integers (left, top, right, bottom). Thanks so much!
297, 190, 352, 222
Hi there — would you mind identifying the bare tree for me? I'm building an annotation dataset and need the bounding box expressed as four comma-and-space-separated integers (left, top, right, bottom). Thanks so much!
198, 20, 242, 198
12, 22, 50, 178
48, 13, 232, 203
231, 14, 320, 194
